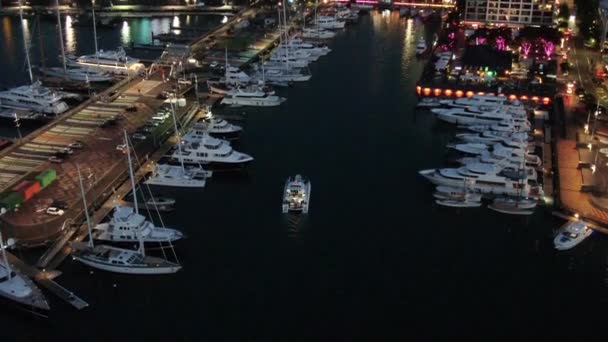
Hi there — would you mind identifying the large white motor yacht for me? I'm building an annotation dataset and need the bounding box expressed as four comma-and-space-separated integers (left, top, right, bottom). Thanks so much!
39, 66, 113, 82
0, 81, 69, 114
94, 206, 184, 243
193, 113, 242, 138
433, 107, 528, 125
173, 134, 253, 165
300, 27, 336, 39
317, 16, 346, 29
144, 164, 211, 188
273, 47, 319, 62
220, 88, 285, 107
419, 163, 542, 198
554, 220, 593, 250
440, 94, 522, 110
282, 174, 311, 213
268, 53, 310, 68
69, 47, 145, 75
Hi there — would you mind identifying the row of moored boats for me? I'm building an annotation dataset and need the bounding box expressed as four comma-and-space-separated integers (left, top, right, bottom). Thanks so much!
417, 94, 544, 214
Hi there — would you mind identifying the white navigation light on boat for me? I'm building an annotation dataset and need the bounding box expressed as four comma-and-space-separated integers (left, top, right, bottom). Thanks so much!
222, 16, 228, 24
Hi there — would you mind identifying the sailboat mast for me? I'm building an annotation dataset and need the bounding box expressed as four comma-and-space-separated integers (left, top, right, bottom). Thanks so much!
123, 130, 138, 214
91, 0, 99, 56
18, 0, 34, 84
282, 0, 289, 60
0, 228, 11, 280
170, 99, 185, 172
224, 46, 228, 80
77, 165, 94, 248
55, 0, 67, 73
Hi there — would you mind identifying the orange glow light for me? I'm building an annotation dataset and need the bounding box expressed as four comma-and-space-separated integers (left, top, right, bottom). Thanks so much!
416, 86, 422, 95
531, 96, 539, 102
520, 95, 528, 100
434, 88, 442, 97
455, 90, 464, 98
466, 91, 474, 98
508, 94, 517, 101
444, 89, 453, 97
423, 88, 431, 96
542, 97, 551, 104
477, 92, 485, 96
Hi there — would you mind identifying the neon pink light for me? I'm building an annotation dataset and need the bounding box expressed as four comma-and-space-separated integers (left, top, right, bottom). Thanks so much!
355, 0, 378, 3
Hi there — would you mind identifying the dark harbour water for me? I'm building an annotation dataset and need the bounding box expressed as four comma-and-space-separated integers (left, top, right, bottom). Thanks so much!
2, 11, 608, 341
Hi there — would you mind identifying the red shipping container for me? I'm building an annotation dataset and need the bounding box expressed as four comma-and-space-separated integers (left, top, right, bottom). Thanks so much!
12, 180, 41, 201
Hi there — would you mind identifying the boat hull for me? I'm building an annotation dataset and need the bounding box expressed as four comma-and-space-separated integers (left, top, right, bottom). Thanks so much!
73, 255, 181, 274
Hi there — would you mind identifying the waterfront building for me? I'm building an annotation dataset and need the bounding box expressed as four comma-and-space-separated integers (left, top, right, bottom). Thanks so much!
463, 0, 556, 28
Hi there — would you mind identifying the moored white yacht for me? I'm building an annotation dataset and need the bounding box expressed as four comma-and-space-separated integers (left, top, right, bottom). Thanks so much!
300, 27, 336, 39
94, 205, 184, 243
440, 94, 522, 109
465, 120, 531, 133
268, 53, 310, 68
553, 220, 593, 250
0, 228, 49, 311
193, 112, 242, 138
220, 87, 285, 107
68, 47, 145, 75
433, 107, 528, 125
419, 163, 542, 198
145, 163, 211, 188
174, 133, 253, 165
0, 109, 44, 122
39, 66, 113, 82
0, 82, 70, 115
317, 16, 346, 30
282, 174, 311, 213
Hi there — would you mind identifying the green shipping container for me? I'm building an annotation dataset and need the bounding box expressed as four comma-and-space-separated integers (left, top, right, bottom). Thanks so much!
0, 191, 24, 210
35, 168, 57, 188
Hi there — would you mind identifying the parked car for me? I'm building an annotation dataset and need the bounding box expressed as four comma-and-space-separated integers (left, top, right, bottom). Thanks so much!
46, 207, 65, 216
49, 156, 63, 163
132, 133, 147, 141
68, 141, 85, 149
51, 200, 68, 210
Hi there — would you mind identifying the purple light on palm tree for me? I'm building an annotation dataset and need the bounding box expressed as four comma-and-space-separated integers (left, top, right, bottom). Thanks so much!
496, 36, 506, 51
542, 39, 554, 58
521, 41, 531, 58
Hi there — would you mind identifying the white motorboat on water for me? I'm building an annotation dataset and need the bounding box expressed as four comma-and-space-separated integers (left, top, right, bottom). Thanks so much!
254, 68, 312, 83
282, 174, 311, 213
273, 47, 318, 62
419, 163, 543, 198
416, 98, 441, 108
415, 37, 427, 55
436, 198, 482, 208
465, 121, 531, 133
317, 16, 346, 30
433, 185, 482, 202
268, 54, 310, 68
0, 82, 70, 115
144, 164, 211, 188
553, 220, 593, 250
456, 132, 529, 146
440, 94, 522, 110
69, 47, 144, 75
300, 27, 336, 39
450, 142, 541, 168
433, 107, 528, 126
220, 87, 285, 107
488, 196, 537, 215
193, 112, 242, 138
207, 80, 275, 96
174, 133, 254, 165
39, 66, 113, 82
94, 205, 184, 243
285, 38, 331, 56
0, 109, 45, 122
0, 228, 49, 311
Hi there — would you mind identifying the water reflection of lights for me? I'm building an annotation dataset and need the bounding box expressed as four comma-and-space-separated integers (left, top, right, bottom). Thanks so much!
221, 15, 228, 24
402, 15, 414, 68
120, 20, 131, 45
172, 15, 181, 35
21, 18, 31, 46
381, 9, 391, 18
64, 15, 76, 53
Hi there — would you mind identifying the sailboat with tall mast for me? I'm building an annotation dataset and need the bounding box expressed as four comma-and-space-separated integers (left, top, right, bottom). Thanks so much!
67, 0, 144, 76
0, 224, 50, 311
0, 0, 70, 115
39, 0, 113, 82
71, 134, 182, 275
145, 101, 212, 188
